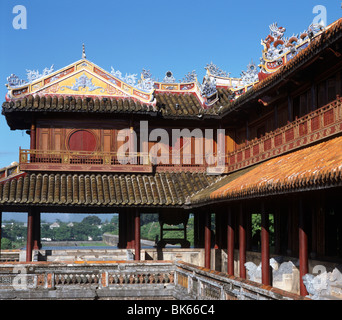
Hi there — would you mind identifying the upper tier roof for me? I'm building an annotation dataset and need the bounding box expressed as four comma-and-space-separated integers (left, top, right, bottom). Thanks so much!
3, 19, 341, 128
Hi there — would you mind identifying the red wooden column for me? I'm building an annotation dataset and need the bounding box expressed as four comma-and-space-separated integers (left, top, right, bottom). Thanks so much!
33, 210, 41, 250
214, 213, 220, 249
134, 209, 141, 261
30, 122, 36, 150
299, 198, 309, 296
239, 204, 246, 279
261, 202, 270, 286
227, 207, 235, 276
126, 209, 134, 249
204, 211, 211, 269
26, 209, 34, 262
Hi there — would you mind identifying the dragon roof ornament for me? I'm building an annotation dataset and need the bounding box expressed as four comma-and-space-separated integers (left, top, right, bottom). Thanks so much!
110, 67, 138, 86
205, 62, 231, 78
6, 65, 55, 88
259, 22, 325, 74
182, 70, 197, 83
110, 67, 155, 92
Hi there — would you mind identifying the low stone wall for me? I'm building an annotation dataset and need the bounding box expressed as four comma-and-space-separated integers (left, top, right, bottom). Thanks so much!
12, 246, 342, 299
0, 260, 306, 300
0, 261, 175, 300
0, 250, 20, 262
174, 261, 308, 300
213, 249, 342, 298
144, 248, 204, 267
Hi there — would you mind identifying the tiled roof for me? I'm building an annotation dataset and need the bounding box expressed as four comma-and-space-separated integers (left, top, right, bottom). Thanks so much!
0, 171, 219, 208
188, 165, 258, 205
2, 95, 156, 115
1, 88, 232, 120
155, 88, 232, 118
189, 136, 342, 205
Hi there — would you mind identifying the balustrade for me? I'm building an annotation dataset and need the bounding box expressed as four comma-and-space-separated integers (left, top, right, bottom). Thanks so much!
0, 261, 306, 300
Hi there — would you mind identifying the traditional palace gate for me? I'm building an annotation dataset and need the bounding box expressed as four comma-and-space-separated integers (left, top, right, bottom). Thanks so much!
1, 18, 342, 299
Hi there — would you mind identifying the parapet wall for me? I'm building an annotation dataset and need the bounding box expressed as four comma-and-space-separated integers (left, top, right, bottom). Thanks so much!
0, 260, 306, 300
10, 246, 341, 299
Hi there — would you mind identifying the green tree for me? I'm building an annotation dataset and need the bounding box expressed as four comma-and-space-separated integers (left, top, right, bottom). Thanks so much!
53, 223, 72, 241
82, 215, 101, 225
1, 238, 12, 249
72, 221, 102, 241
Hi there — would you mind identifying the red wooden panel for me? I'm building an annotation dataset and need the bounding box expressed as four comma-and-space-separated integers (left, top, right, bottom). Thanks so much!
275, 134, 282, 147
285, 128, 294, 142
323, 109, 334, 126
264, 138, 272, 151
311, 116, 320, 132
253, 144, 259, 156
68, 130, 97, 152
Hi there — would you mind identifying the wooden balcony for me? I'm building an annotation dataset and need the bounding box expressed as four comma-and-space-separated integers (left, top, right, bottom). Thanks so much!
19, 149, 154, 173
18, 97, 342, 174
225, 96, 342, 173
18, 149, 213, 173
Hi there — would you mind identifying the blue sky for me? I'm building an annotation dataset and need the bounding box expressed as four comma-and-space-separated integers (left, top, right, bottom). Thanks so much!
0, 0, 341, 169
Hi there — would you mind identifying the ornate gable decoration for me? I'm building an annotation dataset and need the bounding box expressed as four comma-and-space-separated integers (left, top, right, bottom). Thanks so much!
259, 22, 325, 77
5, 59, 156, 105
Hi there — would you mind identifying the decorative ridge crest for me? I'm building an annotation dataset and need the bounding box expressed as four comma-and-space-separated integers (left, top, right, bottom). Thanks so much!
259, 22, 325, 74
6, 65, 55, 88
205, 62, 231, 78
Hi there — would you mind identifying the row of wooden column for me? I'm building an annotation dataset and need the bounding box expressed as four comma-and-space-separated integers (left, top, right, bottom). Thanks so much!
202, 199, 309, 297
3, 198, 309, 296
22, 208, 142, 262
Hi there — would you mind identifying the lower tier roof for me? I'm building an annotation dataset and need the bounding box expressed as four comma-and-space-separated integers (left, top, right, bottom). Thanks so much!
190, 135, 342, 206
0, 171, 220, 209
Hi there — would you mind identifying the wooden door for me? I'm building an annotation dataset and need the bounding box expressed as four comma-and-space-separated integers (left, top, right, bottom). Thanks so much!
68, 130, 97, 152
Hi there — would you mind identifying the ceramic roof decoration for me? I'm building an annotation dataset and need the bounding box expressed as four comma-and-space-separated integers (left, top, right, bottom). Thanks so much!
4, 19, 340, 123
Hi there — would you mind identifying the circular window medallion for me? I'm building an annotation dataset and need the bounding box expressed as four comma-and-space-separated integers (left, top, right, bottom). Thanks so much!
68, 130, 97, 152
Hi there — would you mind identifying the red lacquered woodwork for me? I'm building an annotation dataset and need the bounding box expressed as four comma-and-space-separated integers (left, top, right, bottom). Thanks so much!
68, 130, 97, 152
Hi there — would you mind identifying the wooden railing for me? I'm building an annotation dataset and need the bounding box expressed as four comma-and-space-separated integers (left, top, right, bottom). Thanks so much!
225, 96, 342, 172
20, 149, 151, 166
19, 149, 154, 173
19, 149, 212, 173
